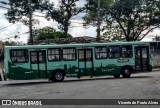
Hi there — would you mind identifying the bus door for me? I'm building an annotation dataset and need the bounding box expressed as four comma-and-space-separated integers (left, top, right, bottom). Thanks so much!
135, 46, 149, 72
78, 49, 94, 77
30, 51, 47, 78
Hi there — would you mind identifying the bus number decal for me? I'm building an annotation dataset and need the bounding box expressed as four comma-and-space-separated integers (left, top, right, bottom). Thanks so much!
102, 68, 114, 72
117, 59, 129, 63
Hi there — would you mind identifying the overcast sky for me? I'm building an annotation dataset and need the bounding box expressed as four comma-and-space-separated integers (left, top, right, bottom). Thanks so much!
0, 0, 159, 43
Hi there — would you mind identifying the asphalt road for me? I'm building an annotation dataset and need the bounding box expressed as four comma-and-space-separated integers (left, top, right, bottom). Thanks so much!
0, 71, 160, 108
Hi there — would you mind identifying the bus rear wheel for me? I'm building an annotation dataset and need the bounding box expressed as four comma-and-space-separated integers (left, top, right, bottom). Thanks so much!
121, 67, 132, 78
113, 74, 120, 78
51, 70, 65, 82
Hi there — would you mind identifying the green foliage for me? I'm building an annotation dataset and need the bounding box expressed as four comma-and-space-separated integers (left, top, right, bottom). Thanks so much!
83, 0, 113, 26
3, 41, 18, 46
32, 27, 72, 41
107, 0, 160, 41
46, 0, 84, 37
85, 0, 160, 41
5, 0, 43, 25
154, 35, 160, 41
6, 0, 84, 37
103, 24, 125, 41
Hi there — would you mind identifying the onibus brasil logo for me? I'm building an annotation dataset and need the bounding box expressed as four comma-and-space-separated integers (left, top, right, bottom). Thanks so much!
2, 100, 42, 105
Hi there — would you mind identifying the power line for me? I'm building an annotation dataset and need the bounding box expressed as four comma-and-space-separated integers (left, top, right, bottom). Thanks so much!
1, 31, 29, 40
0, 24, 15, 31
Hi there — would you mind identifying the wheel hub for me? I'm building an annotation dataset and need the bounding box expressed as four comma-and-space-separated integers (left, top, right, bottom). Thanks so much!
125, 69, 130, 75
55, 72, 62, 80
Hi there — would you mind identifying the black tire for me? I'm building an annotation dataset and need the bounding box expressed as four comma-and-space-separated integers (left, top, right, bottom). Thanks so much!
51, 70, 65, 82
121, 67, 132, 78
113, 74, 120, 78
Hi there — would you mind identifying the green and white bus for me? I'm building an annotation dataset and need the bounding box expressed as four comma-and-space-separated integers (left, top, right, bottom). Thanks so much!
4, 42, 152, 81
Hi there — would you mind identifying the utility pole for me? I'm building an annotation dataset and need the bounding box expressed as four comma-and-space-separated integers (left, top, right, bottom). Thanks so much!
97, 0, 101, 42
29, 0, 33, 44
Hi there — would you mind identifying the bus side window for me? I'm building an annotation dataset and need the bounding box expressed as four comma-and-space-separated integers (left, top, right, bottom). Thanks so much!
121, 45, 132, 58
108, 46, 121, 59
48, 48, 61, 61
95, 47, 107, 59
10, 49, 28, 63
63, 48, 76, 61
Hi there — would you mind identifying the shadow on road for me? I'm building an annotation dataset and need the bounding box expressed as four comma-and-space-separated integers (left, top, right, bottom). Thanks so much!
129, 76, 152, 79
2, 75, 152, 87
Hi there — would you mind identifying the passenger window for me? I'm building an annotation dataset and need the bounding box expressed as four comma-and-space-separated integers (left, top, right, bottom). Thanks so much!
48, 49, 61, 61
78, 49, 92, 61
121, 46, 132, 58
31, 51, 46, 63
63, 48, 76, 60
10, 49, 28, 63
108, 46, 121, 58
95, 47, 107, 59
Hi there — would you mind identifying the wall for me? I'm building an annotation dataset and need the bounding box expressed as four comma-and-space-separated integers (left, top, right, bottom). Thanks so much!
150, 42, 160, 68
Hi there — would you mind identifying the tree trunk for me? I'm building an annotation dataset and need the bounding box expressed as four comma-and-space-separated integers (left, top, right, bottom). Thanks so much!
64, 27, 68, 38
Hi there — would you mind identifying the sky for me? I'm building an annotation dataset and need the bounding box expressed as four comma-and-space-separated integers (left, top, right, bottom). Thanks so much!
0, 0, 159, 43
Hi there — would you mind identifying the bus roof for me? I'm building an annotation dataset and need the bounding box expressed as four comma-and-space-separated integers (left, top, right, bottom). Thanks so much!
5, 41, 150, 49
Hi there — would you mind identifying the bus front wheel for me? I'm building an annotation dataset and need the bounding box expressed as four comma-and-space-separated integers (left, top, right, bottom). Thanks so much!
51, 70, 65, 82
121, 67, 132, 78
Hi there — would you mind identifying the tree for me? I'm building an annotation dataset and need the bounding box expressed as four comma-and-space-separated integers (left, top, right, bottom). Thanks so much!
107, 0, 160, 41
153, 35, 160, 41
32, 26, 72, 41
3, 41, 20, 46
44, 0, 84, 37
102, 24, 125, 41
5, 0, 42, 25
83, 0, 112, 26
5, 0, 84, 37
84, 0, 160, 41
